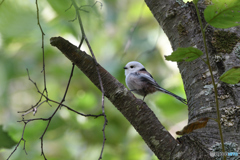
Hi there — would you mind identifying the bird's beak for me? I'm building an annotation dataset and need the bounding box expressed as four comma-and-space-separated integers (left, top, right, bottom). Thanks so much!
123, 67, 127, 69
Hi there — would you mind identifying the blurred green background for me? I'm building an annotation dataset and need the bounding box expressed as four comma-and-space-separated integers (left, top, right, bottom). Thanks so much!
0, 0, 190, 159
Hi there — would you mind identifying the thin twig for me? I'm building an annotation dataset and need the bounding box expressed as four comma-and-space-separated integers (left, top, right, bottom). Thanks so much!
21, 100, 47, 116
10, 56, 102, 160
36, 0, 48, 98
71, 1, 107, 159
7, 123, 28, 160
79, 1, 103, 10
25, 69, 103, 118
39, 63, 75, 159
18, 0, 50, 116
8, 1, 106, 159
65, 3, 73, 12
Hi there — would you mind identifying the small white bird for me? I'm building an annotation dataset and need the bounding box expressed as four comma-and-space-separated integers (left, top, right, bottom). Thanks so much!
123, 61, 187, 104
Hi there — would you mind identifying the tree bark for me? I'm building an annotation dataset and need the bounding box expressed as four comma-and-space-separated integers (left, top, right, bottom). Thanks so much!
50, 0, 240, 159
145, 0, 240, 159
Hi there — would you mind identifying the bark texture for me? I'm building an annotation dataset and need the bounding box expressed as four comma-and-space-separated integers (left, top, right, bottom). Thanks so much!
145, 0, 240, 159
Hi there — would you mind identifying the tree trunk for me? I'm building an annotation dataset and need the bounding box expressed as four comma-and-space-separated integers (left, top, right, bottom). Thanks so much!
50, 0, 240, 159
145, 0, 240, 159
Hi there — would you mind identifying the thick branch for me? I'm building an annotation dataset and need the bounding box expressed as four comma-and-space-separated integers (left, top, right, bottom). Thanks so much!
50, 36, 177, 159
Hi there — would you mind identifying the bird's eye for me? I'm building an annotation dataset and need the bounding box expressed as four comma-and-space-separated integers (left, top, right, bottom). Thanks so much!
130, 66, 134, 68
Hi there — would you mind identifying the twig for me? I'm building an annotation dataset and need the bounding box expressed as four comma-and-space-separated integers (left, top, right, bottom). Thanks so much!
25, 69, 103, 118
17, 0, 50, 116
79, 1, 103, 10
36, 0, 48, 98
8, 1, 106, 159
39, 63, 75, 159
65, 3, 73, 12
7, 122, 28, 160
71, 0, 107, 159
21, 100, 47, 116
8, 71, 103, 160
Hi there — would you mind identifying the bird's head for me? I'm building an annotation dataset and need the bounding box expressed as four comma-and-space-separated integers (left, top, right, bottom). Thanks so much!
123, 61, 145, 76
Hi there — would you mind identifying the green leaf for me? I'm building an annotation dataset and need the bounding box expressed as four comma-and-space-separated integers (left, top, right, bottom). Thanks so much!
204, 0, 240, 28
0, 125, 17, 149
220, 67, 240, 84
165, 47, 203, 62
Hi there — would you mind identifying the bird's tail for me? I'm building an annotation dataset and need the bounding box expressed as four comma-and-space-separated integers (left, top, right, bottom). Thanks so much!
156, 87, 187, 105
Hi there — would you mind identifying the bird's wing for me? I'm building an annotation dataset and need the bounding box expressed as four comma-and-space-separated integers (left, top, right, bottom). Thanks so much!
136, 69, 162, 89
137, 70, 187, 104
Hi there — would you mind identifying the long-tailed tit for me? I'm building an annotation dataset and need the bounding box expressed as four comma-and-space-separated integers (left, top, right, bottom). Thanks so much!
123, 61, 187, 104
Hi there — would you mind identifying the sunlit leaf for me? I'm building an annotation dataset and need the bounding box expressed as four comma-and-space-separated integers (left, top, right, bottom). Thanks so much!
0, 125, 17, 149
176, 117, 209, 135
204, 0, 240, 28
220, 67, 240, 84
165, 47, 203, 62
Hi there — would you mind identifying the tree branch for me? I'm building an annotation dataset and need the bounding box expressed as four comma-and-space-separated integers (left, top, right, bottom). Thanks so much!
50, 36, 177, 159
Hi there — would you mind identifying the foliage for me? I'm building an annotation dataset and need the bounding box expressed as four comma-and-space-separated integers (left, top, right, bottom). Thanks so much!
165, 47, 203, 62
220, 67, 240, 84
0, 0, 187, 159
204, 0, 240, 29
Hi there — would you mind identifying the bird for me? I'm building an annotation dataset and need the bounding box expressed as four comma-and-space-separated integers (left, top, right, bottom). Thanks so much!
123, 61, 187, 105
